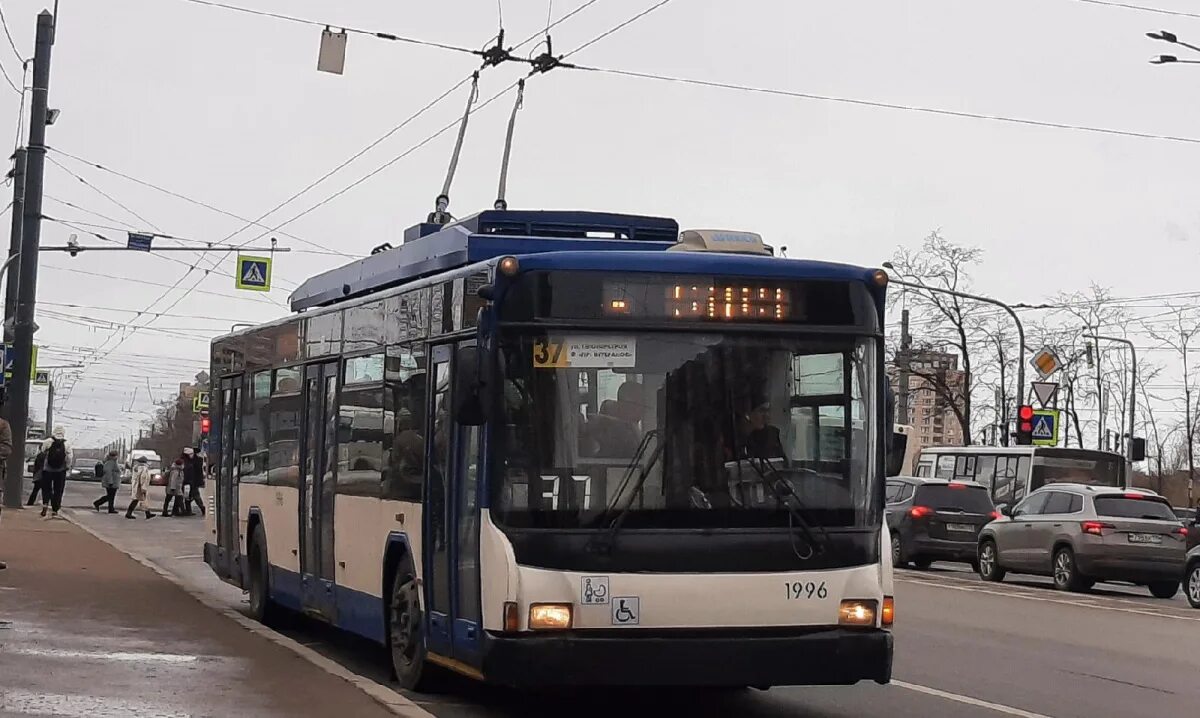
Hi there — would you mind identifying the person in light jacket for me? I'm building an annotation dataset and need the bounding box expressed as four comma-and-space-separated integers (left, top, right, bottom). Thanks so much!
92, 450, 122, 514
125, 455, 156, 520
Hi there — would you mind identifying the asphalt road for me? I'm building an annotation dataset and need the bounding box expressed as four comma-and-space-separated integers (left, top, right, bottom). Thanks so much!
46, 479, 1200, 717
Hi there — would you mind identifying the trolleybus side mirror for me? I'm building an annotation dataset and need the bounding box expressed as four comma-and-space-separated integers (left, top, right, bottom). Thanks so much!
454, 345, 488, 426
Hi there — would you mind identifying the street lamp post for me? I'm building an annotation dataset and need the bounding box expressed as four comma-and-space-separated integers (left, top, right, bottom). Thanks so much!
881, 265, 1026, 436
1084, 334, 1137, 463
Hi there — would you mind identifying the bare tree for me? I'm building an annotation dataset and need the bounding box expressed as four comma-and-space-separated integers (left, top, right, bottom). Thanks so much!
889, 231, 988, 444
1143, 305, 1200, 506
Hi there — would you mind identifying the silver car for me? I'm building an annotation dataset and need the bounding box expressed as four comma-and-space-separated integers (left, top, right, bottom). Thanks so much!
977, 484, 1186, 599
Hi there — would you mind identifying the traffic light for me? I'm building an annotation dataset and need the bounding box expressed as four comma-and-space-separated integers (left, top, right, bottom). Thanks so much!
1015, 405, 1034, 445
199, 411, 211, 436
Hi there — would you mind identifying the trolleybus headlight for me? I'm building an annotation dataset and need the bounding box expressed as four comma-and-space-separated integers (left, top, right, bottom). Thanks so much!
881, 596, 895, 627
529, 603, 572, 630
872, 269, 889, 287
838, 599, 878, 627
498, 256, 520, 277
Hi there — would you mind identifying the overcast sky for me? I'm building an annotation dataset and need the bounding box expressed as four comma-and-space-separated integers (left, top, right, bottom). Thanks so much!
2, 0, 1198, 446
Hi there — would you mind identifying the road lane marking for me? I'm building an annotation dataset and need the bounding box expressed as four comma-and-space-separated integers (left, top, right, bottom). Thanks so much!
894, 680, 1055, 718
8, 647, 199, 663
897, 576, 1200, 622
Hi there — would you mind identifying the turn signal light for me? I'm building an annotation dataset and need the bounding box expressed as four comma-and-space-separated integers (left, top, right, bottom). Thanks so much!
881, 597, 895, 627
910, 505, 933, 519
839, 600, 878, 627
1177, 527, 1189, 537
1081, 521, 1114, 536
529, 603, 572, 630
503, 601, 519, 632
989, 510, 1002, 520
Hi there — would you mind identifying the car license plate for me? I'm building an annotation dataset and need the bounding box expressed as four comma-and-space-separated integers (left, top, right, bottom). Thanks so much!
947, 523, 974, 533
1127, 533, 1163, 544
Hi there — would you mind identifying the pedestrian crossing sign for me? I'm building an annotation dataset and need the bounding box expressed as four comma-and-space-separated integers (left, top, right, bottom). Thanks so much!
1031, 409, 1059, 446
236, 255, 272, 292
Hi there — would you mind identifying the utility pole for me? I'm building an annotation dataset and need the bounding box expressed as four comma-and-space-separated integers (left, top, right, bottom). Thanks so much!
4, 147, 26, 328
4, 10, 55, 509
897, 309, 911, 425
1086, 334, 1137, 463
44, 378, 52, 437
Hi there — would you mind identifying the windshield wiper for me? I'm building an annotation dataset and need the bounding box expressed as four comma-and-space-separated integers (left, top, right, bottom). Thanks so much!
741, 454, 828, 561
588, 430, 663, 555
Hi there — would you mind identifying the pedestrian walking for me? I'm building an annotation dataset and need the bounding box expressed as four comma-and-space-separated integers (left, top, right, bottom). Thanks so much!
0, 392, 13, 570
39, 426, 72, 518
183, 447, 205, 517
25, 448, 45, 506
91, 450, 122, 514
126, 455, 156, 520
162, 458, 186, 517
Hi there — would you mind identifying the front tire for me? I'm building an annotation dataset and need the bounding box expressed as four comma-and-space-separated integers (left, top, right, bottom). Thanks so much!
978, 540, 1005, 582
389, 569, 439, 692
890, 534, 906, 568
1052, 547, 1087, 592
1186, 562, 1200, 609
247, 524, 276, 624
1149, 580, 1179, 599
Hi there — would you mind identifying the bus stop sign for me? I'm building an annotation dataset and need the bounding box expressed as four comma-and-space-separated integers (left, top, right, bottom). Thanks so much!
1031, 409, 1059, 446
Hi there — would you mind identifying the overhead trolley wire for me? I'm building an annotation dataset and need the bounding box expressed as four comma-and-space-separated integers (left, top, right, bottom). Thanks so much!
46, 146, 353, 258
565, 65, 1200, 147
172, 0, 484, 57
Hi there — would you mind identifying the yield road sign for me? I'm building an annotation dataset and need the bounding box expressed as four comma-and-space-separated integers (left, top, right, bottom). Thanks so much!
1032, 381, 1059, 408
1030, 348, 1061, 378
1031, 409, 1059, 446
236, 255, 272, 292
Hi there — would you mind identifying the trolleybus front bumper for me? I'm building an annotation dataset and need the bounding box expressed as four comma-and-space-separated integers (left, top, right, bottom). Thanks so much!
481, 626, 892, 687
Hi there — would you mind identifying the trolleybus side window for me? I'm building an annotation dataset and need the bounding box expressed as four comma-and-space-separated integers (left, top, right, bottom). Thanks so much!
338, 354, 384, 497
1012, 456, 1031, 503
974, 454, 996, 494
954, 455, 976, 482
934, 454, 955, 479
383, 344, 427, 502
428, 359, 453, 610
240, 370, 271, 484
269, 367, 302, 488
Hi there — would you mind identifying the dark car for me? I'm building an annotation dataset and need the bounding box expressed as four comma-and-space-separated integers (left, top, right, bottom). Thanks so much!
68, 465, 97, 482
979, 485, 1186, 598
886, 476, 999, 570
1186, 545, 1200, 609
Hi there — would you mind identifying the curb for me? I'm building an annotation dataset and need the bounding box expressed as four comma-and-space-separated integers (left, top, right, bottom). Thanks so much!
61, 510, 435, 718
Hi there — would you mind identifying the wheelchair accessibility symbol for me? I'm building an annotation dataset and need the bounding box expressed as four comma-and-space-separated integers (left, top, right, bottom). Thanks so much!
581, 576, 610, 605
611, 596, 640, 625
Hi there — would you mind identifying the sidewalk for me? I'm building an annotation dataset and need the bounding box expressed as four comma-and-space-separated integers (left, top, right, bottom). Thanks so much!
0, 505, 400, 718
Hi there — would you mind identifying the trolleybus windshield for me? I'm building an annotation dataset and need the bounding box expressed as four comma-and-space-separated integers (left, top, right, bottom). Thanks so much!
493, 331, 878, 530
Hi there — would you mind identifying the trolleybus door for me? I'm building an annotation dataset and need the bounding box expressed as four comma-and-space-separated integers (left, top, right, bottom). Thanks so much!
216, 375, 241, 581
423, 342, 485, 665
299, 361, 339, 620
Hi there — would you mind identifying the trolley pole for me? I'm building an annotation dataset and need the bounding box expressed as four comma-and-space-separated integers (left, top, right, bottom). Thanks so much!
5, 10, 55, 509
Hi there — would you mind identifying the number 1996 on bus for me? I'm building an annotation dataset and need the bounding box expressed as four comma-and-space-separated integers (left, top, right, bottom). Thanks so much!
785, 581, 828, 600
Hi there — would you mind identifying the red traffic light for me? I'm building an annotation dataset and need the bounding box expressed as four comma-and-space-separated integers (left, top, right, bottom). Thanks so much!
200, 415, 211, 435
1018, 405, 1034, 421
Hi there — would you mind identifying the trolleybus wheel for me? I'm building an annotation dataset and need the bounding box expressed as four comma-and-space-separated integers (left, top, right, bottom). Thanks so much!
389, 569, 439, 691
247, 524, 276, 625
